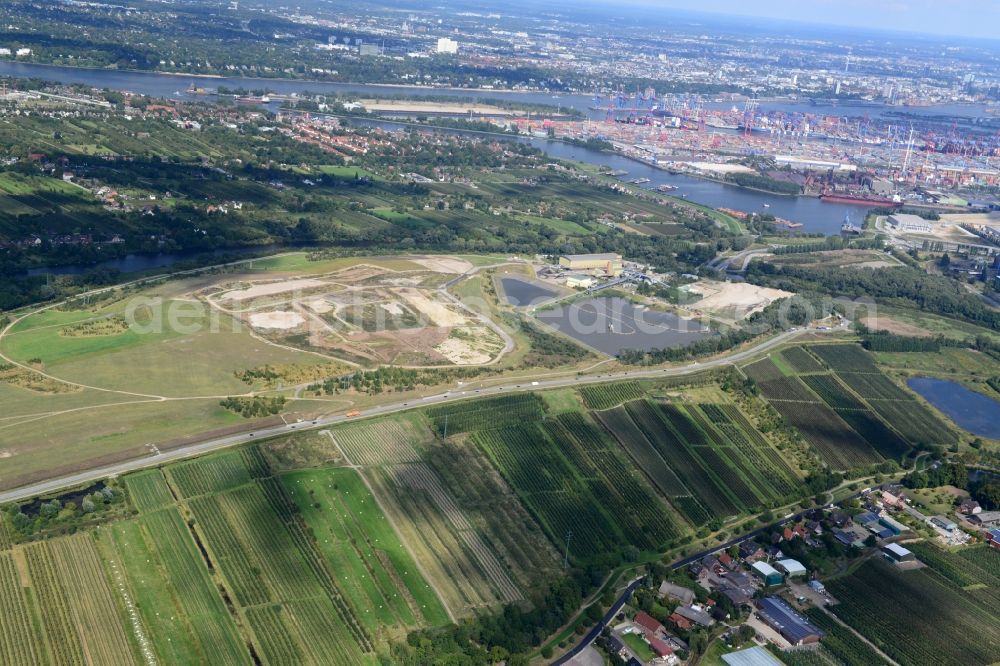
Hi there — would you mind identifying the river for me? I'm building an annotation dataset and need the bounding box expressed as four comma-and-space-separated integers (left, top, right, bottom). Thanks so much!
350, 117, 872, 234
1, 60, 973, 274
1, 60, 991, 121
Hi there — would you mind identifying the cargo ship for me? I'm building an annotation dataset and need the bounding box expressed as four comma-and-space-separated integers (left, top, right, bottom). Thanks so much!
236, 95, 271, 105
819, 193, 899, 207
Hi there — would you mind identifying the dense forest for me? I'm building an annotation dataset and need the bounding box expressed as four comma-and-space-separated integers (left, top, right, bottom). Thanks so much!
746, 261, 1000, 331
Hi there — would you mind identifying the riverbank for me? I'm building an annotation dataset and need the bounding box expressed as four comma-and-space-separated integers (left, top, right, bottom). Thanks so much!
0, 58, 569, 95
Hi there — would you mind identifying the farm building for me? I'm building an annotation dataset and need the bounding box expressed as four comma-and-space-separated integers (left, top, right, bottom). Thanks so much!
970, 511, 1000, 528
751, 561, 784, 586
878, 515, 907, 535
658, 581, 695, 606
721, 646, 785, 666
883, 543, 915, 562
775, 559, 807, 577
855, 511, 879, 525
674, 605, 715, 627
558, 253, 623, 276
719, 585, 753, 607
931, 515, 957, 531
756, 597, 825, 645
987, 528, 1000, 550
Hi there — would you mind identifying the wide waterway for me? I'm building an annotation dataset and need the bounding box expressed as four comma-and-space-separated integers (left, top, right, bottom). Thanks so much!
1, 61, 992, 120
352, 117, 872, 235
3, 60, 979, 274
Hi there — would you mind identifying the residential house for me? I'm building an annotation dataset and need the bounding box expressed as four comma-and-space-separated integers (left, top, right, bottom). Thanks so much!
648, 637, 675, 660
739, 542, 765, 562
669, 613, 693, 631
960, 500, 983, 515
674, 605, 715, 628
633, 611, 664, 636
829, 511, 851, 528
606, 635, 626, 659
719, 585, 752, 607
718, 551, 737, 571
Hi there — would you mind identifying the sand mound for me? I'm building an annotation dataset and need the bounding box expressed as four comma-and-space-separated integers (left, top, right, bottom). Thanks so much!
435, 337, 492, 365
223, 279, 328, 301
414, 257, 474, 274
396, 289, 467, 327
688, 281, 793, 319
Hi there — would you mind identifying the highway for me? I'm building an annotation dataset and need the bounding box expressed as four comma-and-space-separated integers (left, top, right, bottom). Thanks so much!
0, 327, 807, 504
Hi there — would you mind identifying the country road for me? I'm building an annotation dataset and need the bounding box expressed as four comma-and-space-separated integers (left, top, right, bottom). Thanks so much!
0, 327, 808, 503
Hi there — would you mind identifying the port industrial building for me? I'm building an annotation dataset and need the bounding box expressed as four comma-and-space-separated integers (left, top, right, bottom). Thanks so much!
558, 253, 624, 276
888, 213, 934, 234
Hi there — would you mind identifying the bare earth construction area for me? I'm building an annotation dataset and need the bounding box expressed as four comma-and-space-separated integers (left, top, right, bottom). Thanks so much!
204, 259, 506, 368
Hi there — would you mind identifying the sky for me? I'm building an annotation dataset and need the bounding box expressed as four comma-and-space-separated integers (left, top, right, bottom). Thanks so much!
625, 0, 999, 40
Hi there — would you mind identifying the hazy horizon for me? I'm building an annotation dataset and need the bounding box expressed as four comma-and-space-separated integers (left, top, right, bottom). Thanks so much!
617, 0, 996, 41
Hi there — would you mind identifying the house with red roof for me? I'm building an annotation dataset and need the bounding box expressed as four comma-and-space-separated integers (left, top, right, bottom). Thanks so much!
649, 637, 674, 658
669, 612, 693, 631
634, 611, 664, 636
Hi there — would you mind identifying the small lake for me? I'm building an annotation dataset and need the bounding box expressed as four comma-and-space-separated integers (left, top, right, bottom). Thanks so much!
906, 377, 1000, 439
536, 296, 712, 356
499, 277, 558, 306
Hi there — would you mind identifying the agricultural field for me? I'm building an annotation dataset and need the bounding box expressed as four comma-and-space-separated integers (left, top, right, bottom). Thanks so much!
740, 345, 946, 468
422, 437, 560, 590
123, 468, 174, 512
425, 393, 545, 435
329, 413, 426, 465
0, 536, 143, 666
283, 467, 451, 632
768, 397, 883, 469
579, 381, 645, 410
803, 609, 889, 666
596, 398, 800, 525
827, 549, 1000, 666
470, 410, 684, 560
366, 461, 525, 615
780, 346, 827, 374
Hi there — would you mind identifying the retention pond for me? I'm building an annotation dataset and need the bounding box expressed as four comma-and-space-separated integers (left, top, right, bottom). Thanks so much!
906, 377, 1000, 439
